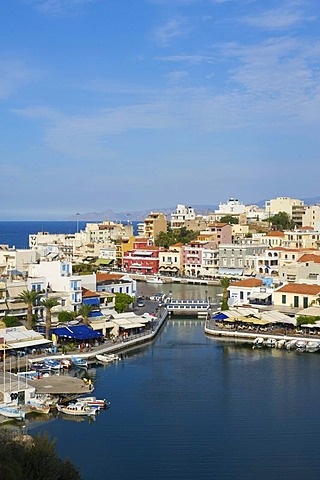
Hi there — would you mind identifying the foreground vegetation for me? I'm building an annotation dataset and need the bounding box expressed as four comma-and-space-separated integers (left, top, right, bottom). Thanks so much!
0, 430, 81, 480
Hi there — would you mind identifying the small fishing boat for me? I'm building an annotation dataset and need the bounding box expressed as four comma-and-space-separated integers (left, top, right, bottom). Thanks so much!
0, 406, 25, 420
70, 356, 88, 368
276, 339, 286, 349
31, 362, 51, 372
77, 396, 109, 409
265, 338, 277, 348
306, 341, 320, 353
43, 358, 62, 370
96, 353, 121, 363
27, 400, 51, 414
285, 340, 297, 350
56, 402, 96, 417
295, 340, 307, 352
146, 275, 163, 284
60, 358, 73, 369
252, 337, 264, 348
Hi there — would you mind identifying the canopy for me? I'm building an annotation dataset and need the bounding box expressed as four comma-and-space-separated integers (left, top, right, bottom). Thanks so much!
248, 292, 271, 300
213, 312, 229, 320
82, 297, 100, 306
218, 268, 244, 276
52, 325, 103, 340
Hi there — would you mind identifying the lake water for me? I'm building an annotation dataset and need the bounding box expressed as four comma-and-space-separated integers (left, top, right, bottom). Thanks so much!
28, 318, 320, 480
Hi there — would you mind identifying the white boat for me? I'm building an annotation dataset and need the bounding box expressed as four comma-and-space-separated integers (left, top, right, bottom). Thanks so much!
70, 356, 88, 368
0, 406, 25, 420
286, 340, 297, 350
96, 353, 121, 363
146, 275, 163, 284
60, 358, 73, 369
56, 402, 97, 417
27, 400, 51, 414
77, 396, 109, 409
295, 340, 307, 352
252, 337, 264, 348
265, 338, 277, 348
43, 358, 62, 370
306, 341, 320, 353
276, 340, 286, 349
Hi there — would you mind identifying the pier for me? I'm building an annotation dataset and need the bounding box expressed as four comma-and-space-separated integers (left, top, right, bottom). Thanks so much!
166, 299, 210, 317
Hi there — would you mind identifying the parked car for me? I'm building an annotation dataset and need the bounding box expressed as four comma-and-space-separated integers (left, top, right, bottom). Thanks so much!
137, 297, 145, 307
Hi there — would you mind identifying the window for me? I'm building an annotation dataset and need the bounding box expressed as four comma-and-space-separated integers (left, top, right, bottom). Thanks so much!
282, 295, 286, 304
303, 297, 308, 308
294, 296, 299, 308
240, 291, 243, 300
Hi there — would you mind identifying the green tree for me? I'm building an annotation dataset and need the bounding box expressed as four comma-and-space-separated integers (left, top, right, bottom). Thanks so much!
220, 277, 230, 311
155, 226, 199, 248
115, 293, 133, 313
18, 290, 43, 330
58, 310, 75, 324
220, 215, 239, 224
2, 315, 19, 327
296, 315, 320, 327
41, 298, 59, 340
267, 211, 295, 230
77, 304, 94, 326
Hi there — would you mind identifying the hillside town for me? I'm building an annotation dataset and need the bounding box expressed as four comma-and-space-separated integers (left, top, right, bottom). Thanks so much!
1, 196, 320, 327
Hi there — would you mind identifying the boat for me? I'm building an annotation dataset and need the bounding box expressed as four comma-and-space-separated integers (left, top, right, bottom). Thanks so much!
252, 337, 264, 348
295, 340, 307, 352
27, 400, 51, 414
96, 353, 121, 363
306, 341, 320, 353
77, 396, 109, 409
265, 338, 277, 348
146, 275, 163, 284
70, 356, 88, 368
43, 358, 62, 370
60, 358, 73, 369
276, 339, 286, 349
56, 402, 96, 416
285, 340, 297, 350
0, 406, 25, 420
31, 362, 51, 372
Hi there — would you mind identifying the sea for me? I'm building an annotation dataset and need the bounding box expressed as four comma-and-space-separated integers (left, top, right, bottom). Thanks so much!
0, 220, 139, 249
2, 223, 320, 479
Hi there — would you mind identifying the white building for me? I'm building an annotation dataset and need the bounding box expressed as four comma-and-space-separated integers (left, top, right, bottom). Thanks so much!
215, 198, 246, 216
171, 204, 196, 229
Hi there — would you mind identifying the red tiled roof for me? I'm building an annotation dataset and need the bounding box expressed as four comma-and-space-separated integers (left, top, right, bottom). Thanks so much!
230, 279, 263, 287
297, 254, 320, 264
82, 287, 99, 298
266, 231, 284, 237
96, 273, 123, 282
276, 283, 320, 295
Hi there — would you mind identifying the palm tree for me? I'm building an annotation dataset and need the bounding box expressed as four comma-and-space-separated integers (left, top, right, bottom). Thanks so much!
18, 290, 43, 330
310, 295, 320, 307
77, 304, 94, 327
220, 277, 230, 311
41, 298, 59, 340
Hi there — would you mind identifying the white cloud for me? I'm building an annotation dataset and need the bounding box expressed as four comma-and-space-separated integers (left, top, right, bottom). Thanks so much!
154, 17, 191, 47
27, 0, 95, 15
164, 70, 189, 82
241, 6, 314, 30
0, 59, 40, 99
157, 54, 215, 64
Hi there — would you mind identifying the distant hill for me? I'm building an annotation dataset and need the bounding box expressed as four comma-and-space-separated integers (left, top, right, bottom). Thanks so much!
67, 197, 320, 222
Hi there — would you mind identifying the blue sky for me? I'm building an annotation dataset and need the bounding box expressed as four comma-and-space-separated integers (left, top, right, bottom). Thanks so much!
1, 0, 319, 219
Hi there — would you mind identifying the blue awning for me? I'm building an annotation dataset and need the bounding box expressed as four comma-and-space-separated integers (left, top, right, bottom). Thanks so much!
212, 312, 228, 320
89, 311, 103, 318
83, 297, 100, 305
52, 325, 103, 340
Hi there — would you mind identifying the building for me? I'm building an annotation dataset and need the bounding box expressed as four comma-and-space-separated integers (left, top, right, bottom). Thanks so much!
279, 253, 320, 284
170, 204, 196, 229
158, 244, 183, 276
302, 205, 320, 231
198, 223, 232, 246
122, 240, 161, 275
218, 243, 267, 276
143, 212, 167, 241
264, 197, 304, 218
274, 283, 320, 310
228, 278, 273, 307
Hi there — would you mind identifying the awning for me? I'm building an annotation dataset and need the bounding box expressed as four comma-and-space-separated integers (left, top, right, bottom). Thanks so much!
218, 268, 244, 276
89, 311, 103, 317
213, 312, 229, 320
52, 325, 103, 340
8, 338, 52, 349
96, 258, 114, 265
248, 292, 271, 300
83, 297, 100, 306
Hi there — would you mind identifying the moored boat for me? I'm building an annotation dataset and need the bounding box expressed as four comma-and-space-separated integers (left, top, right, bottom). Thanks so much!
286, 340, 297, 350
56, 402, 96, 416
276, 339, 286, 349
0, 406, 25, 420
306, 341, 320, 353
77, 396, 109, 409
70, 356, 88, 368
295, 340, 307, 352
265, 338, 277, 348
146, 275, 163, 284
27, 400, 51, 414
43, 358, 62, 370
96, 353, 121, 363
60, 358, 73, 369
252, 337, 264, 348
